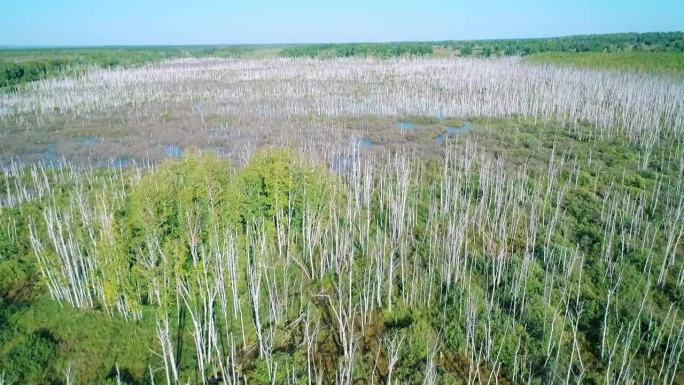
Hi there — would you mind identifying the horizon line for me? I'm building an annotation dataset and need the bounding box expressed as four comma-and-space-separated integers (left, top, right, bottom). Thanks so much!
1, 30, 681, 50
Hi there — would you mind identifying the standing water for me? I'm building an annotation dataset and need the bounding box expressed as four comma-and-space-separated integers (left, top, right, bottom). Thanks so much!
435, 122, 472, 143
394, 121, 417, 132
165, 144, 184, 158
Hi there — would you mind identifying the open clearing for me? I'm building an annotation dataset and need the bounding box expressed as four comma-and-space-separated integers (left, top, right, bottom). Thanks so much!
2, 57, 682, 165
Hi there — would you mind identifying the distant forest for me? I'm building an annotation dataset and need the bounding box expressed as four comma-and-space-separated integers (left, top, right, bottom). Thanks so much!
278, 42, 433, 58
438, 31, 684, 57
282, 32, 684, 58
1, 32, 683, 89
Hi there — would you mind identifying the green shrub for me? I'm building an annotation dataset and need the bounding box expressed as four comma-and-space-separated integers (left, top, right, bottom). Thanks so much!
4, 329, 59, 384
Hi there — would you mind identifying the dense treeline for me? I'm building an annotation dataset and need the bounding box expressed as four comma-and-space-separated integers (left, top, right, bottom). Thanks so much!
440, 31, 684, 57
0, 117, 683, 384
2, 32, 683, 89
279, 42, 433, 58
278, 32, 684, 59
0, 46, 258, 89
0, 60, 68, 88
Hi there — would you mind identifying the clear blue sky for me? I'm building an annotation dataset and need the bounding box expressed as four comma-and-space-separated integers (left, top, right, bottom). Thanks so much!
1, 0, 682, 46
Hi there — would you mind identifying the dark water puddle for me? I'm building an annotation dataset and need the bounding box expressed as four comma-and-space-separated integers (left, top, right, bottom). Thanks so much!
165, 144, 184, 158
112, 157, 134, 168
357, 138, 375, 149
42, 144, 59, 164
394, 121, 417, 131
75, 136, 99, 145
435, 122, 472, 143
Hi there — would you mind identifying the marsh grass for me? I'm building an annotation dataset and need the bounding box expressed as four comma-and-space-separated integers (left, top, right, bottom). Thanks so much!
529, 51, 684, 75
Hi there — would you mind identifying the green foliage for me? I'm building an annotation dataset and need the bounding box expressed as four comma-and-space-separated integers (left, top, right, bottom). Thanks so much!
563, 188, 604, 254
0, 60, 64, 88
1, 31, 681, 90
3, 329, 59, 384
440, 31, 684, 57
528, 51, 684, 75
0, 45, 262, 90
0, 258, 29, 298
279, 42, 433, 58
0, 118, 683, 383
0, 206, 39, 301
126, 152, 239, 250
239, 149, 333, 230
0, 297, 159, 384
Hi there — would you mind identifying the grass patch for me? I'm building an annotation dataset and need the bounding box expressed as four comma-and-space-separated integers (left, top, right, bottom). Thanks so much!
528, 52, 684, 75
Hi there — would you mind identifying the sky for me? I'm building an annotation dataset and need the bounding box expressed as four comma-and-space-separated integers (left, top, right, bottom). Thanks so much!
0, 0, 683, 47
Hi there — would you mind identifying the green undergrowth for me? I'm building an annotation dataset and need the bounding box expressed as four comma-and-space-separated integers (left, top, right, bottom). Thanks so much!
0, 120, 682, 384
528, 52, 684, 75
